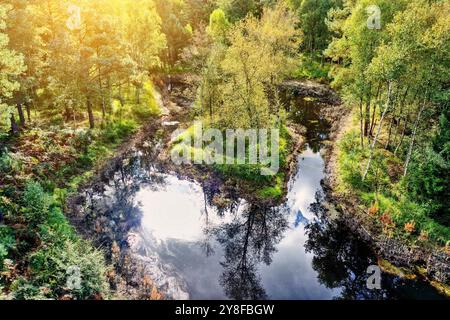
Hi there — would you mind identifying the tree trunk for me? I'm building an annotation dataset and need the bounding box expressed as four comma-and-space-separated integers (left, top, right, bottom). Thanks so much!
359, 98, 364, 148
363, 82, 392, 181
369, 103, 377, 137
369, 84, 382, 136
101, 96, 106, 120
10, 114, 19, 135
209, 95, 213, 120
87, 97, 95, 129
394, 118, 407, 156
107, 77, 113, 116
364, 98, 371, 137
25, 103, 31, 122
135, 85, 141, 104
17, 104, 26, 127
385, 117, 394, 149
404, 100, 426, 176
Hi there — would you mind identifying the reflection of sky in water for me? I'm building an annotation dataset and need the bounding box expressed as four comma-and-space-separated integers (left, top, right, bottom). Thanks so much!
134, 146, 340, 299
259, 147, 340, 299
138, 176, 209, 241
137, 175, 236, 242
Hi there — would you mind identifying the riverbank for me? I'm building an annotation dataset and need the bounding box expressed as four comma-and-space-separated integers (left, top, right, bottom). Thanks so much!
273, 78, 449, 296
323, 108, 450, 296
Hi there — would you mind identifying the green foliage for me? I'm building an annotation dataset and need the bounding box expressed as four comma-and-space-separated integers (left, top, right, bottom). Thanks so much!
406, 109, 450, 227
205, 2, 299, 129
337, 130, 450, 244
0, 225, 15, 271
23, 181, 51, 228
100, 120, 138, 145
172, 122, 291, 198
217, 0, 264, 22
258, 175, 284, 199
0, 150, 22, 174
0, 3, 26, 135
292, 53, 332, 82
289, 0, 341, 53
207, 8, 230, 42
28, 239, 109, 300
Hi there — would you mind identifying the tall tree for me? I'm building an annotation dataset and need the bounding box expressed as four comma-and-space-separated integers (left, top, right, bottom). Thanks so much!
0, 3, 26, 135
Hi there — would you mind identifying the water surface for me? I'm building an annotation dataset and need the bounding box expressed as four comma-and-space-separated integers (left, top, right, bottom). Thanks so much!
83, 96, 446, 300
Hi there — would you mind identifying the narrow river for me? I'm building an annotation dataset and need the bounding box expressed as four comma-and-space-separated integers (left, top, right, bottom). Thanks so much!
80, 92, 446, 300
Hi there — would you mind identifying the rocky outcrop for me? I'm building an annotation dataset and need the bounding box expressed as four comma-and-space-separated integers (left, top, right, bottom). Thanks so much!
427, 252, 450, 285
281, 80, 342, 105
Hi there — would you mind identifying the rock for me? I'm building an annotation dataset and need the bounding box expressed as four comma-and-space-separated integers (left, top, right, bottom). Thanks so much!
162, 121, 180, 127
280, 80, 342, 105
376, 236, 427, 266
427, 252, 450, 285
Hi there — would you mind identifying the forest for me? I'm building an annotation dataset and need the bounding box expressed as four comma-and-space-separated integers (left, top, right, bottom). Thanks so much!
0, 0, 449, 300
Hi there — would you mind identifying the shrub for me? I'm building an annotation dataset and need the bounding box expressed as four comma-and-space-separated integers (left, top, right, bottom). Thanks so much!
0, 151, 22, 174
23, 181, 51, 228
0, 225, 15, 271
101, 120, 138, 144
9, 278, 48, 300
28, 239, 109, 299
291, 54, 331, 82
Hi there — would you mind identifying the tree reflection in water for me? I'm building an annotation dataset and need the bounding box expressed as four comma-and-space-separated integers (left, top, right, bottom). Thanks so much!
82, 148, 168, 251
78, 139, 445, 300
305, 192, 446, 300
213, 204, 289, 300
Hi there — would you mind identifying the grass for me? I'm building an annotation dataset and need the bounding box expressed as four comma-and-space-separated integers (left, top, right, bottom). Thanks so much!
335, 126, 450, 246
291, 53, 332, 83
171, 122, 292, 200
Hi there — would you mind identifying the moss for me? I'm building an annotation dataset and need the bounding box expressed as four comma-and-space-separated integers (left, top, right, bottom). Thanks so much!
430, 281, 450, 297
378, 258, 417, 280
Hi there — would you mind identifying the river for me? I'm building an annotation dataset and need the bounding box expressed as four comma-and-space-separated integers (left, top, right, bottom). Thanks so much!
78, 89, 446, 300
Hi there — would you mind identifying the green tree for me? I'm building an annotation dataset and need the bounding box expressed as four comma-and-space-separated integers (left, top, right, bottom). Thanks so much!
218, 2, 299, 129
0, 3, 26, 135
207, 8, 230, 42
289, 0, 341, 53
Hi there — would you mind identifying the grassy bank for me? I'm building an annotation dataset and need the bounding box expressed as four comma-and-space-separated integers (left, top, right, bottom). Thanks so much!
334, 114, 450, 248
171, 123, 293, 201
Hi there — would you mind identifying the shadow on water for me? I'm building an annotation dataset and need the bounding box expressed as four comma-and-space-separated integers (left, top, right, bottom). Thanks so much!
80, 96, 447, 300
283, 92, 331, 152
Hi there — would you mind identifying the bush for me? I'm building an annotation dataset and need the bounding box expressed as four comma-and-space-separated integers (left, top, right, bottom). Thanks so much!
28, 239, 109, 299
0, 225, 15, 271
291, 54, 331, 82
101, 120, 138, 144
71, 130, 92, 154
0, 151, 22, 174
23, 182, 51, 228
9, 278, 49, 300
406, 146, 450, 227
